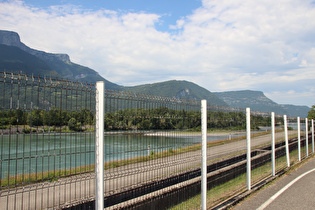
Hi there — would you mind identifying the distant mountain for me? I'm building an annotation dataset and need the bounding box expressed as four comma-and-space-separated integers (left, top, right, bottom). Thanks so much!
0, 30, 310, 115
0, 44, 60, 76
0, 30, 122, 90
280, 104, 310, 118
124, 80, 228, 106
214, 90, 310, 117
0, 30, 229, 106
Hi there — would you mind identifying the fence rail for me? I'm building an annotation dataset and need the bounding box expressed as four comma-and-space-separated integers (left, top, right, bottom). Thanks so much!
0, 71, 314, 209
0, 72, 96, 209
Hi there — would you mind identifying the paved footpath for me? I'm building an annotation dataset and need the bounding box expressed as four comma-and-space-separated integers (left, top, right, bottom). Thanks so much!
233, 155, 315, 210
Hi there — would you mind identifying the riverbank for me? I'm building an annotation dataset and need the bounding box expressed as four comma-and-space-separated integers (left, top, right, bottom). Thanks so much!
0, 125, 94, 134
1, 126, 250, 137
0, 130, 246, 188
144, 130, 246, 137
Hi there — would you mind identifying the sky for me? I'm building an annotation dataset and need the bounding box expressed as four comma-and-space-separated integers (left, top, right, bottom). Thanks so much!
0, 0, 315, 107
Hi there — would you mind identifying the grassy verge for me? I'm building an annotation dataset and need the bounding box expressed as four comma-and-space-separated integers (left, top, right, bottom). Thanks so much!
0, 130, 292, 189
0, 164, 94, 189
169, 143, 310, 210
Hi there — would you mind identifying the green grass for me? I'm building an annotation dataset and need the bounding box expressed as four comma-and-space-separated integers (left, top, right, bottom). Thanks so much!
0, 133, 239, 188
0, 130, 297, 190
169, 142, 311, 210
0, 164, 94, 189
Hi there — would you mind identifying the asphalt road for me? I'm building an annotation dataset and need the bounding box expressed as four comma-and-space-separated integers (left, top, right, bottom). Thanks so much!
232, 155, 315, 210
0, 130, 296, 209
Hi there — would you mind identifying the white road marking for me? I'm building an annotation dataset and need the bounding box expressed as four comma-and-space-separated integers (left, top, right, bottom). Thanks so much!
257, 167, 315, 210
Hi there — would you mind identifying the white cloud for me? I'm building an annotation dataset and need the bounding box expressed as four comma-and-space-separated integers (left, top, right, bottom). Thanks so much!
266, 90, 314, 107
169, 18, 185, 30
0, 0, 315, 107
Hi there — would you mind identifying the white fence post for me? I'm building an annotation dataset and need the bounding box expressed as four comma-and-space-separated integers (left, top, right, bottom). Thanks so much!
312, 119, 314, 153
246, 108, 251, 190
298, 117, 301, 161
306, 118, 309, 157
95, 81, 104, 210
284, 115, 290, 167
201, 100, 207, 210
271, 112, 275, 176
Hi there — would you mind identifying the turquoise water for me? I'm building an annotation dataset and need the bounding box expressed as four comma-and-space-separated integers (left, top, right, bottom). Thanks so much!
0, 132, 242, 178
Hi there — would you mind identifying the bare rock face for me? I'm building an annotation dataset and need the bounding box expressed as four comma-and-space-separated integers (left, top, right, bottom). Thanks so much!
0, 30, 121, 88
175, 88, 197, 100
0, 30, 21, 46
0, 30, 70, 63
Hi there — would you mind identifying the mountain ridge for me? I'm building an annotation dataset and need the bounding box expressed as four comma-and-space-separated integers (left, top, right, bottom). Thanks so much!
0, 30, 227, 106
0, 30, 310, 116
0, 30, 122, 90
0, 30, 71, 63
124, 80, 228, 106
0, 44, 59, 77
214, 90, 310, 117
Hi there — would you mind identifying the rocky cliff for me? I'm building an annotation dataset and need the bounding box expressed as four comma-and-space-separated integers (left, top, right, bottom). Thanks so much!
0, 30, 122, 89
0, 30, 70, 64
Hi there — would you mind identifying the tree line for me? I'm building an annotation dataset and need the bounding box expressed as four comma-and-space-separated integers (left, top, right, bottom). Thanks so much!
104, 107, 271, 131
0, 108, 94, 131
0, 106, 272, 132
307, 105, 315, 120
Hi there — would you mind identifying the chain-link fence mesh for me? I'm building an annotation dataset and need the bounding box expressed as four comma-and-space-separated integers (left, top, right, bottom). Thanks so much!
0, 71, 313, 209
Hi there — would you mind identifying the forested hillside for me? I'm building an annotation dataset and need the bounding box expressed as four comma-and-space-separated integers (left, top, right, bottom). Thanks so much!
0, 30, 310, 116
124, 80, 228, 106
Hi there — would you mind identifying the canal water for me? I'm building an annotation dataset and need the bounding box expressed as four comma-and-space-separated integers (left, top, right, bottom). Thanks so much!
0, 132, 244, 178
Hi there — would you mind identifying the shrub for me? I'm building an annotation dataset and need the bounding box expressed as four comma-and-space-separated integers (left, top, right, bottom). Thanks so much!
68, 118, 77, 131
22, 128, 31, 133
68, 118, 83, 132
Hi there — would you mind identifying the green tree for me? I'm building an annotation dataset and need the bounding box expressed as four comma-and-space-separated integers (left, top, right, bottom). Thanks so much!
68, 117, 82, 131
79, 109, 94, 125
307, 105, 315, 120
0, 111, 9, 127
7, 109, 27, 125
28, 109, 43, 126
68, 118, 77, 131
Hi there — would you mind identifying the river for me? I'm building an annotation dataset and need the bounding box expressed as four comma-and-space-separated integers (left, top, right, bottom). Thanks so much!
0, 131, 244, 178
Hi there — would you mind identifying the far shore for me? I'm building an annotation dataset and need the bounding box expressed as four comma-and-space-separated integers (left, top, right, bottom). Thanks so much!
143, 130, 246, 137
1, 127, 247, 137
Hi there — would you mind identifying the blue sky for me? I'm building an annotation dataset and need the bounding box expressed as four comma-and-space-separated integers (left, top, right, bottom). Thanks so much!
24, 0, 202, 31
1, 0, 315, 107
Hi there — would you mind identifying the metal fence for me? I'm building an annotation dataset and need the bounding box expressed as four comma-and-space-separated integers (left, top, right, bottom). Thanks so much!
0, 72, 96, 209
0, 71, 314, 210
